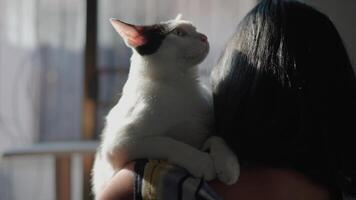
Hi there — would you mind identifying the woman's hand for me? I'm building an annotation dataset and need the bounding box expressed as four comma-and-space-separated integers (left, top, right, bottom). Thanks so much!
96, 163, 135, 200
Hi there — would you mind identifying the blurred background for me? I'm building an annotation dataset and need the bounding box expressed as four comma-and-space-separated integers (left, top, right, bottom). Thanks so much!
0, 0, 355, 199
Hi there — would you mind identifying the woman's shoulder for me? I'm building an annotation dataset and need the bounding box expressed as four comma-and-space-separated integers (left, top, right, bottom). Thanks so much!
96, 161, 338, 200
209, 166, 332, 200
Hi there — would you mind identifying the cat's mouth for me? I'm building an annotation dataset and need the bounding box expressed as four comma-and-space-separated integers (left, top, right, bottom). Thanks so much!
197, 43, 210, 57
184, 44, 209, 64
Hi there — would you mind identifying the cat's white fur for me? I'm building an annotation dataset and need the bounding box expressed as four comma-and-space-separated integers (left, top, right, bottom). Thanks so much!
92, 17, 239, 197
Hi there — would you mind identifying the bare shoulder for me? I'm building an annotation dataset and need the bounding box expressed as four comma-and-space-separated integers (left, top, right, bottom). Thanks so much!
209, 167, 331, 200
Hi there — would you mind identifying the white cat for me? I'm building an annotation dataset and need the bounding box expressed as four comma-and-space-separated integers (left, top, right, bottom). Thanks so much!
91, 15, 239, 197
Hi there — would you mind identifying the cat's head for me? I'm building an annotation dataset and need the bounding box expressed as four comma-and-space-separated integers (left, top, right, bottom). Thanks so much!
110, 15, 209, 68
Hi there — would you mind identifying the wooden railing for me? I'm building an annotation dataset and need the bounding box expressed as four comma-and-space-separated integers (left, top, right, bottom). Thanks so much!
2, 141, 99, 200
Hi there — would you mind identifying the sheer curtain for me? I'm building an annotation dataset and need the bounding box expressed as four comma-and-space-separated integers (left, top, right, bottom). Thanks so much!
0, 0, 85, 199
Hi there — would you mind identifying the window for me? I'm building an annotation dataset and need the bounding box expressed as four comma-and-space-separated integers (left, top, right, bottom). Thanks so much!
0, 0, 258, 199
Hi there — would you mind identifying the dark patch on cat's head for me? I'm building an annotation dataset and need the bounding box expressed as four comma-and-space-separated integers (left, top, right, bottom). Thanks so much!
135, 23, 173, 55
110, 18, 181, 56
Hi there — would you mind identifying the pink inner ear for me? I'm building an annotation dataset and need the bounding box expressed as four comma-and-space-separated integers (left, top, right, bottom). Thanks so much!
110, 19, 147, 47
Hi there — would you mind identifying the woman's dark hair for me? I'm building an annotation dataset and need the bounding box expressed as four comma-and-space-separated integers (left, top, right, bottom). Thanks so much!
211, 0, 356, 193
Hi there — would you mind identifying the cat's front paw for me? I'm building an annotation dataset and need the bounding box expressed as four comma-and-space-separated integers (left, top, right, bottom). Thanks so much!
213, 151, 240, 185
204, 136, 240, 185
182, 152, 216, 181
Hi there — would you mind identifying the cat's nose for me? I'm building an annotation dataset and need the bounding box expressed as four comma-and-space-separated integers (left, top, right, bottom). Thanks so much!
199, 34, 208, 42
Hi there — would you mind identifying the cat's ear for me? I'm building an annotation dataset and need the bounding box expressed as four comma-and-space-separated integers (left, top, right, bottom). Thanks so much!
110, 18, 147, 48
175, 13, 182, 21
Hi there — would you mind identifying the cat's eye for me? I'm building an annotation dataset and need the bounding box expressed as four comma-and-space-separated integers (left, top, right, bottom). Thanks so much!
172, 28, 187, 37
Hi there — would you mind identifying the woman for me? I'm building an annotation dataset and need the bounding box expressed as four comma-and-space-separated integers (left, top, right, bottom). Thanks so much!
98, 0, 356, 199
